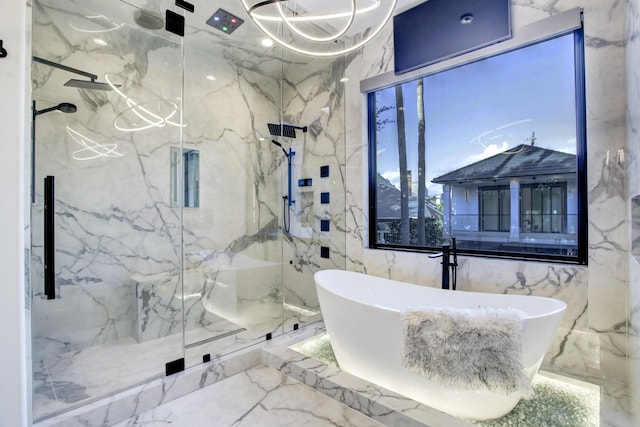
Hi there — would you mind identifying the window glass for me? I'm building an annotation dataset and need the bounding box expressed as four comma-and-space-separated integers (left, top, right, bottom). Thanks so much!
480, 187, 510, 232
369, 30, 586, 263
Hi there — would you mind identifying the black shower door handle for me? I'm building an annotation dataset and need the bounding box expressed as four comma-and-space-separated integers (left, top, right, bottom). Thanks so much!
44, 175, 55, 300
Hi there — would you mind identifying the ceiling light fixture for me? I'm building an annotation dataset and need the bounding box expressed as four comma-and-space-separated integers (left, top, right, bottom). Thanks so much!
460, 13, 474, 24
241, 0, 397, 57
69, 14, 124, 33
261, 38, 274, 47
105, 73, 186, 132
67, 126, 124, 160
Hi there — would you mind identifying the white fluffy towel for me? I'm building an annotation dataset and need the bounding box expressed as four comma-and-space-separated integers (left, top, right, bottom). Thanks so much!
401, 306, 533, 398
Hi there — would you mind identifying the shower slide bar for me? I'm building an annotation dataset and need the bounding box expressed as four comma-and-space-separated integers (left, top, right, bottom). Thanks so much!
44, 175, 55, 300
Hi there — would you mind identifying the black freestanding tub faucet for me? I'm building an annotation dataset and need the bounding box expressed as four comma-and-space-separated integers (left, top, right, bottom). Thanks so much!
428, 238, 458, 290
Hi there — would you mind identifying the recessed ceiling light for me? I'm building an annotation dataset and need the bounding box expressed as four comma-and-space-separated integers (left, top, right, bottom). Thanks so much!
460, 13, 474, 24
93, 38, 108, 46
261, 38, 274, 47
206, 75, 216, 81
339, 77, 349, 83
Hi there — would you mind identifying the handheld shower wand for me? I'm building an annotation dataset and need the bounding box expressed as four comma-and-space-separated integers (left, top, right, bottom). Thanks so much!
271, 140, 295, 233
270, 139, 289, 158
268, 123, 306, 233
31, 100, 77, 203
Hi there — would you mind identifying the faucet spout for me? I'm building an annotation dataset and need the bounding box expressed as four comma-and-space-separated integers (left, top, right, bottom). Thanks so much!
429, 239, 459, 290
451, 237, 458, 291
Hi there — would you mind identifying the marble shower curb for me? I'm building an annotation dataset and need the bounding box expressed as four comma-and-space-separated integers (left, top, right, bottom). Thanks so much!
34, 323, 473, 427
34, 349, 261, 427
33, 326, 324, 427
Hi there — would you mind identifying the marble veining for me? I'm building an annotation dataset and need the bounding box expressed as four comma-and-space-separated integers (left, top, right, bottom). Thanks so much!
113, 365, 383, 427
343, 0, 634, 400
33, 326, 633, 427
31, 0, 348, 419
28, 0, 640, 424
263, 343, 474, 427
627, 0, 640, 419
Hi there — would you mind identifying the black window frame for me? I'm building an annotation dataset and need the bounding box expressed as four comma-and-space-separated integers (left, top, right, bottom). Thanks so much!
367, 18, 587, 265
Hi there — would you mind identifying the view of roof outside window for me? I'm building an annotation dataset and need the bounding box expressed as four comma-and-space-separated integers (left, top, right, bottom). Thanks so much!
371, 32, 583, 260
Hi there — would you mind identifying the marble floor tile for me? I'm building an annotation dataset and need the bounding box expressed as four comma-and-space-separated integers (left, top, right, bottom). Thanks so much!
287, 333, 637, 427
33, 302, 316, 421
113, 364, 383, 427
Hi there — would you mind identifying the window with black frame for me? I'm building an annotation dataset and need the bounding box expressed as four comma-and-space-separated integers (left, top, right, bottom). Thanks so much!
368, 27, 587, 263
479, 186, 510, 232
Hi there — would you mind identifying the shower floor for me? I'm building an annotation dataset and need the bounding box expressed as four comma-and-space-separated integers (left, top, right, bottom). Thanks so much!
33, 301, 319, 421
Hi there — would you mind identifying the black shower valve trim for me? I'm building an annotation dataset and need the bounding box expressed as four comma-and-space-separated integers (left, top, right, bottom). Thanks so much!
0, 40, 7, 58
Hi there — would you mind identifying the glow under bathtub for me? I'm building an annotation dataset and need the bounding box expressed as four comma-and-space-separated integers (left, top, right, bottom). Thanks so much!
314, 269, 566, 420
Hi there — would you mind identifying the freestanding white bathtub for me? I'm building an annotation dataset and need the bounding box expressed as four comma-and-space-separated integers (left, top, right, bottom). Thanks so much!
314, 269, 567, 420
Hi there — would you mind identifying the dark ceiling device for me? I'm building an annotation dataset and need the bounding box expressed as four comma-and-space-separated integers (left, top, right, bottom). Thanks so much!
175, 0, 195, 13
206, 8, 244, 34
268, 123, 308, 139
33, 56, 119, 91
393, 0, 512, 74
165, 9, 185, 37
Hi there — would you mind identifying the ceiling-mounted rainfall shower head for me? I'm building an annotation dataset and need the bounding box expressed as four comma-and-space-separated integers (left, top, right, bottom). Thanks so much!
33, 56, 119, 91
134, 9, 164, 30
267, 123, 308, 139
63, 79, 116, 91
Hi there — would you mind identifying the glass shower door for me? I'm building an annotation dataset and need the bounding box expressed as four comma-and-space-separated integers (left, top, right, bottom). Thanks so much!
180, 16, 286, 358
31, 0, 185, 420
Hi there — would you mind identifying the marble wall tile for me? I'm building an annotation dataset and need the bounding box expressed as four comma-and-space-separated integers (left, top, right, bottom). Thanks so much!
30, 0, 311, 419
280, 52, 348, 313
31, 0, 354, 418
31, 0, 287, 346
626, 0, 640, 422
29, 0, 639, 422
343, 0, 632, 389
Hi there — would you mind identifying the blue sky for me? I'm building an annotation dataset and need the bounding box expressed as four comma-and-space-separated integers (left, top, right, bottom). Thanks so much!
375, 33, 577, 196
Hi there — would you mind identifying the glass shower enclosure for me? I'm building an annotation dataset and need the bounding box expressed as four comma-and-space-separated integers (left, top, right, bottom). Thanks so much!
30, 0, 345, 421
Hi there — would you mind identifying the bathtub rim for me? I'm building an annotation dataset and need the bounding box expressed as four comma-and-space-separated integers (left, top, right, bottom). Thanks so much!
314, 269, 567, 321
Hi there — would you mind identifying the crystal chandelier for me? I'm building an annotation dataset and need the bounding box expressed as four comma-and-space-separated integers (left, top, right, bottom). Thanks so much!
241, 0, 398, 57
